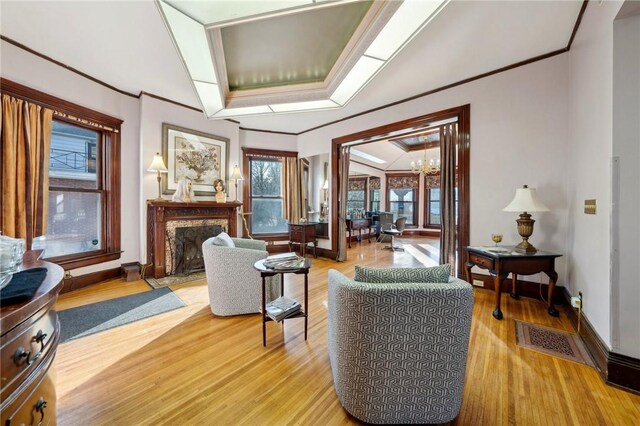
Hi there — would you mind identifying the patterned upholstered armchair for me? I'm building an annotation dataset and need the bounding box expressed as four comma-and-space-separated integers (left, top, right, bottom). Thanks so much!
202, 236, 279, 316
327, 266, 474, 424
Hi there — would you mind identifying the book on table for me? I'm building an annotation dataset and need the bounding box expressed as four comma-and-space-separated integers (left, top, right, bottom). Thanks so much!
265, 296, 301, 322
264, 252, 305, 270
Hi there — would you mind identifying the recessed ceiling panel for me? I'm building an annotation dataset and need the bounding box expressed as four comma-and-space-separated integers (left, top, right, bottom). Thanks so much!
220, 1, 373, 91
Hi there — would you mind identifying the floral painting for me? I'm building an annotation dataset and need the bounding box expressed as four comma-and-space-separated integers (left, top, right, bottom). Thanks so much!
162, 124, 229, 195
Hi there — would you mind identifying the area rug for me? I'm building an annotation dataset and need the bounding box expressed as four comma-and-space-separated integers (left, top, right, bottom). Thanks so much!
58, 287, 186, 343
144, 270, 206, 289
515, 320, 594, 367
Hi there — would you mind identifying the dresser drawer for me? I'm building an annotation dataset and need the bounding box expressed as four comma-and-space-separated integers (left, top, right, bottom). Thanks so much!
469, 253, 495, 269
1, 352, 56, 426
1, 306, 57, 400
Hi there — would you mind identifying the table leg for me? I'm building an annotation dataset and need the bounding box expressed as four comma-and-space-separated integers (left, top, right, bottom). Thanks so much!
280, 273, 285, 296
262, 275, 267, 347
510, 274, 520, 299
348, 228, 352, 248
545, 270, 560, 317
492, 273, 508, 320
464, 262, 473, 284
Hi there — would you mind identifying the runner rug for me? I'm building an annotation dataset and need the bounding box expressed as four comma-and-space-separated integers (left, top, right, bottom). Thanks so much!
515, 320, 594, 367
58, 287, 186, 343
144, 271, 206, 289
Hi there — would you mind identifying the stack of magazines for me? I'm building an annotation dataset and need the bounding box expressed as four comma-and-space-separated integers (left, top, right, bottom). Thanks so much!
265, 296, 301, 322
263, 252, 306, 270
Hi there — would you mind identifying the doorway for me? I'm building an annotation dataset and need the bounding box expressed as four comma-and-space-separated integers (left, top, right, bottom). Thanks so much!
330, 104, 470, 277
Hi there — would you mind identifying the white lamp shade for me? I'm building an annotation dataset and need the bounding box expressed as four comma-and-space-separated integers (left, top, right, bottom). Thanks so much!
147, 153, 168, 173
322, 179, 329, 190
502, 186, 550, 213
230, 165, 244, 181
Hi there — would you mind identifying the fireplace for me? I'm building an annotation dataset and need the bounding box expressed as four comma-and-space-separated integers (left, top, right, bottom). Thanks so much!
146, 200, 241, 278
171, 225, 222, 275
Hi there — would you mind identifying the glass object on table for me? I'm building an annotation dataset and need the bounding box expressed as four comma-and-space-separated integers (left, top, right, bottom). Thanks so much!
491, 234, 503, 246
0, 235, 26, 289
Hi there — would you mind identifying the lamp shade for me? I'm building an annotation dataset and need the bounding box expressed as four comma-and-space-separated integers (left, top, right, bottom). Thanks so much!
147, 153, 168, 173
502, 185, 550, 213
230, 165, 244, 181
322, 179, 329, 190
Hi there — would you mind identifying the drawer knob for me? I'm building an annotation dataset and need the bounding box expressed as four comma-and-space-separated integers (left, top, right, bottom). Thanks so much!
35, 397, 47, 426
13, 347, 32, 366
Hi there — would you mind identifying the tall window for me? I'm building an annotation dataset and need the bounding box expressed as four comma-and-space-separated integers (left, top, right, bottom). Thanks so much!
386, 174, 419, 226
2, 79, 122, 270
243, 148, 297, 237
369, 177, 380, 212
347, 177, 366, 215
427, 188, 441, 226
33, 121, 103, 258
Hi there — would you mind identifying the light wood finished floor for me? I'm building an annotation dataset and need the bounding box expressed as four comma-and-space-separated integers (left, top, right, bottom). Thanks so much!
55, 237, 640, 425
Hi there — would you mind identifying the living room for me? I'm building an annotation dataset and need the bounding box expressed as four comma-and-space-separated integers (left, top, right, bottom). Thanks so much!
1, 1, 639, 424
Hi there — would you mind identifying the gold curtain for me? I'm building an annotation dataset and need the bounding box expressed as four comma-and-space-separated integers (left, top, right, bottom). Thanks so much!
283, 156, 300, 222
1, 94, 53, 248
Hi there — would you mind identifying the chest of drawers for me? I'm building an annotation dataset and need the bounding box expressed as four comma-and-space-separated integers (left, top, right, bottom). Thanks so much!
1, 253, 64, 426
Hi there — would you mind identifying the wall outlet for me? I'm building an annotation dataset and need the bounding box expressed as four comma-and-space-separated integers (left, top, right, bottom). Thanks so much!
472, 279, 484, 287
571, 296, 581, 308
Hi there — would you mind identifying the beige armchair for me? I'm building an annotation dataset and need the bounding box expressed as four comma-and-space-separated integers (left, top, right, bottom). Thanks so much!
202, 237, 279, 316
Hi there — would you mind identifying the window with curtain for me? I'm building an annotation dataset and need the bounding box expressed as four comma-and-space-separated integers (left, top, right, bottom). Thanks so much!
369, 177, 380, 212
243, 148, 298, 238
1, 79, 122, 270
426, 188, 441, 226
347, 177, 366, 214
386, 174, 419, 226
33, 120, 103, 258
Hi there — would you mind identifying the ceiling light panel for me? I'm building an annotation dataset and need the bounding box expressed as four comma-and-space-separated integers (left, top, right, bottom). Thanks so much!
350, 148, 386, 164
365, 0, 448, 61
330, 55, 384, 105
158, 1, 217, 83
270, 99, 339, 113
212, 105, 273, 118
194, 81, 223, 117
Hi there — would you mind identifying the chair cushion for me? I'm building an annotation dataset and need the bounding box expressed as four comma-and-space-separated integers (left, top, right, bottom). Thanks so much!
354, 264, 451, 284
211, 232, 235, 247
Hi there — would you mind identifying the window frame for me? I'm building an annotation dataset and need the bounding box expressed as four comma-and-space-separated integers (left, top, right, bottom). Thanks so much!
242, 147, 297, 241
1, 78, 122, 270
347, 176, 367, 214
385, 173, 419, 227
424, 186, 441, 229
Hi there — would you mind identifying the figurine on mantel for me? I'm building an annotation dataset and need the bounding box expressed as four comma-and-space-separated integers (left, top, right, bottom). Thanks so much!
213, 179, 226, 203
172, 178, 196, 203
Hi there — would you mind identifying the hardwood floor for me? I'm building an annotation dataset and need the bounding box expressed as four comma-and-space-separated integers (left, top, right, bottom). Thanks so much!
55, 237, 640, 425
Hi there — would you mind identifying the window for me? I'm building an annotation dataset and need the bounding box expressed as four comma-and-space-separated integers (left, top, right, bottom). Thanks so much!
33, 121, 103, 258
427, 188, 441, 226
386, 174, 419, 226
2, 79, 122, 270
347, 177, 366, 215
369, 188, 380, 212
243, 148, 298, 237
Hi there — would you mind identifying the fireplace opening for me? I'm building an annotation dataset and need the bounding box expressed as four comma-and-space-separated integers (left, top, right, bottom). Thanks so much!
171, 225, 222, 275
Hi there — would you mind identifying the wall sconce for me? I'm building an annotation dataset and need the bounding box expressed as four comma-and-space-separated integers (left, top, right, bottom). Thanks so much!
230, 165, 244, 202
502, 185, 550, 253
147, 152, 168, 200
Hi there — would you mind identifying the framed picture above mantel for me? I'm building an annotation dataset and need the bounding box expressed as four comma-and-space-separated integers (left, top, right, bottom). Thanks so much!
162, 123, 229, 196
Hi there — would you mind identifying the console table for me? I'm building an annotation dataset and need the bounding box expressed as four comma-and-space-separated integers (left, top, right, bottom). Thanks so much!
1, 252, 64, 426
288, 223, 318, 258
346, 218, 372, 248
464, 246, 562, 320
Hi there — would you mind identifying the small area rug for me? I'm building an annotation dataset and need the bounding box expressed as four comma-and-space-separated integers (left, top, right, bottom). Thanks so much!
515, 320, 594, 367
58, 287, 186, 343
144, 270, 206, 289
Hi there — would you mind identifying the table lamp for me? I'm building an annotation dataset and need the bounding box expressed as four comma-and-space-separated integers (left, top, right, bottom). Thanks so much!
502, 185, 550, 253
147, 153, 168, 200
230, 165, 244, 202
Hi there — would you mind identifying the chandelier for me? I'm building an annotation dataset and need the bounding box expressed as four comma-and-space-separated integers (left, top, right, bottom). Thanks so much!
410, 153, 440, 175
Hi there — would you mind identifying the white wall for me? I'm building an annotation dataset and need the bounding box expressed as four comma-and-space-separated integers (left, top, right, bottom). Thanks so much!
298, 54, 570, 282
1, 40, 141, 277
566, 0, 625, 351
611, 11, 640, 357
138, 95, 242, 259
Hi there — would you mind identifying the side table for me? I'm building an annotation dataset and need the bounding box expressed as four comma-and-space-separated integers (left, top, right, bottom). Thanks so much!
464, 246, 562, 320
254, 259, 311, 346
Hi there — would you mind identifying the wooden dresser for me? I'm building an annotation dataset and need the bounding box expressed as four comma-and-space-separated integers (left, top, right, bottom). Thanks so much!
1, 252, 64, 426
288, 223, 318, 258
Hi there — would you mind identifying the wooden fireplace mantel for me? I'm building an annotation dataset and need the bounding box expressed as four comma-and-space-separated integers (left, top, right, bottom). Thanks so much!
146, 200, 241, 279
